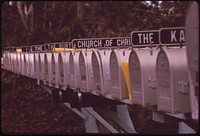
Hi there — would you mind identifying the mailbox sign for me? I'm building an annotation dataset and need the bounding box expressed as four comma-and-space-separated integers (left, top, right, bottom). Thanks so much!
131, 27, 185, 46
131, 30, 159, 46
72, 37, 131, 48
160, 27, 185, 45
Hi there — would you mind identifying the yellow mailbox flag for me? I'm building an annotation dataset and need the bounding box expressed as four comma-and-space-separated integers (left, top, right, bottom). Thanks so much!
122, 61, 132, 100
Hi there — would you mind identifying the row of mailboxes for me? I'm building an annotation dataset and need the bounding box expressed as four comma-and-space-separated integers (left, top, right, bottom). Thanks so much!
2, 46, 191, 114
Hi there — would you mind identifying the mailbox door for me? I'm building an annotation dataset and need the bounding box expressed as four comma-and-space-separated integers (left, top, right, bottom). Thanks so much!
110, 51, 120, 99
69, 52, 75, 88
156, 51, 171, 112
58, 53, 64, 85
79, 52, 87, 91
92, 51, 103, 94
129, 51, 142, 104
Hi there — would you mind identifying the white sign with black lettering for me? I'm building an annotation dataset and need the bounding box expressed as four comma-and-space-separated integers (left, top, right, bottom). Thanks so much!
159, 27, 185, 45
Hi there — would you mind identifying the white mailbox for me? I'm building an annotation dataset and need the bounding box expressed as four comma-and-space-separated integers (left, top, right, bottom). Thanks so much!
129, 48, 159, 106
91, 50, 104, 95
57, 53, 65, 88
38, 53, 44, 80
20, 53, 25, 75
69, 51, 80, 90
20, 53, 23, 75
12, 53, 16, 73
109, 49, 131, 100
61, 51, 71, 89
16, 53, 22, 74
7, 52, 11, 71
24, 53, 31, 77
12, 53, 17, 73
33, 53, 39, 79
43, 53, 52, 85
22, 53, 28, 76
96, 49, 112, 98
79, 51, 87, 92
51, 52, 65, 88
32, 53, 38, 79
3, 52, 9, 70
29, 53, 35, 78
50, 52, 58, 87
156, 47, 191, 113
78, 49, 94, 92
9, 53, 14, 72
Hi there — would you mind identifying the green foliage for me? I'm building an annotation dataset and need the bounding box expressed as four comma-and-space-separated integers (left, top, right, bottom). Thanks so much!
1, 1, 190, 48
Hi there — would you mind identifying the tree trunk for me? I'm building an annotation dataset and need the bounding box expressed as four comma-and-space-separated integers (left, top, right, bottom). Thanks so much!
77, 2, 83, 20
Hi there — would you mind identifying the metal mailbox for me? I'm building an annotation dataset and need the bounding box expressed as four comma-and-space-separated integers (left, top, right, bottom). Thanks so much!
11, 53, 16, 72
96, 49, 112, 98
56, 53, 65, 88
78, 49, 94, 92
39, 53, 45, 81
7, 52, 11, 71
38, 53, 44, 80
69, 51, 80, 90
16, 53, 22, 74
91, 50, 104, 95
109, 49, 131, 100
32, 45, 44, 79
156, 47, 191, 113
13, 53, 17, 73
50, 52, 58, 87
129, 48, 159, 106
24, 53, 31, 77
43, 53, 52, 85
61, 51, 71, 89
20, 53, 25, 75
23, 53, 28, 76
2, 52, 9, 70
32, 53, 37, 79
79, 51, 87, 92
29, 53, 35, 78
9, 53, 14, 72
51, 51, 66, 89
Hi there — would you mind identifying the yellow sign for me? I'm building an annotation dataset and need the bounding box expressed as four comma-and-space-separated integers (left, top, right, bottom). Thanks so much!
52, 48, 74, 52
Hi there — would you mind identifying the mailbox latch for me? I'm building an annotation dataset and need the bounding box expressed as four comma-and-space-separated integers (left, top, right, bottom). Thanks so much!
178, 81, 189, 94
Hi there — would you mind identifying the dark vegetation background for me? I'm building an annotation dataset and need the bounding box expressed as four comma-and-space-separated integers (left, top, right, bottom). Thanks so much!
1, 1, 191, 134
1, 1, 189, 48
